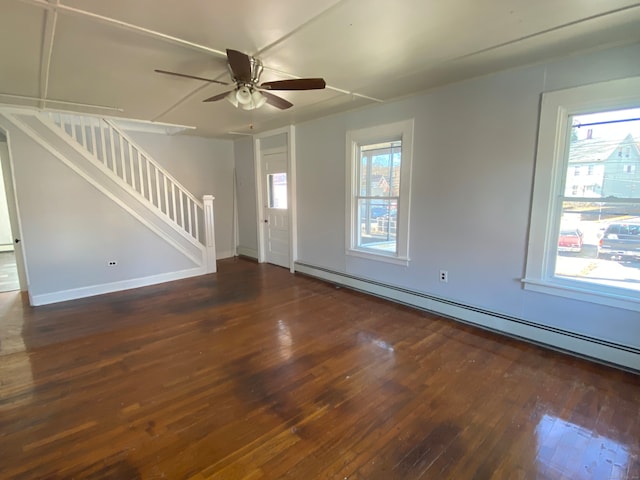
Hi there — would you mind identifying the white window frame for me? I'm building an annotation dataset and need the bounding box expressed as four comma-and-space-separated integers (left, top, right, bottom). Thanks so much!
346, 119, 414, 265
523, 76, 640, 311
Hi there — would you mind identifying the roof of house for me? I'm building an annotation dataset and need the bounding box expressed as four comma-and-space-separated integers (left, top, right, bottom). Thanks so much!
568, 133, 639, 164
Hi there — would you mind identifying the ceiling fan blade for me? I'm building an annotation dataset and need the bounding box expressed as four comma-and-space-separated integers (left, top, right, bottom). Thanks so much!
261, 91, 293, 110
226, 49, 252, 83
154, 69, 228, 85
260, 78, 326, 91
203, 91, 233, 102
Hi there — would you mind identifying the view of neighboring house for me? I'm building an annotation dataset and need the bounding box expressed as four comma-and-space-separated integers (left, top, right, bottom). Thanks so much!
368, 174, 390, 196
566, 131, 640, 198
603, 134, 640, 198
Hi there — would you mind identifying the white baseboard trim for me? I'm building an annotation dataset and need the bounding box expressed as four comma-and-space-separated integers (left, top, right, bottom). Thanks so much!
30, 267, 207, 306
237, 246, 258, 259
294, 262, 640, 373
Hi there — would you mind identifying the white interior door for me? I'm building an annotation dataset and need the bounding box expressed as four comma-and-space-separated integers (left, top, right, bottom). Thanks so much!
261, 151, 290, 268
0, 137, 27, 291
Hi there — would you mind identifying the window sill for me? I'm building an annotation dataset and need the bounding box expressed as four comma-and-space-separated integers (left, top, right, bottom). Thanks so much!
522, 277, 640, 312
346, 248, 409, 266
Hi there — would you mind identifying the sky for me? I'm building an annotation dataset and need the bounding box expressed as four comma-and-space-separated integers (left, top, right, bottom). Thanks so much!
572, 107, 640, 141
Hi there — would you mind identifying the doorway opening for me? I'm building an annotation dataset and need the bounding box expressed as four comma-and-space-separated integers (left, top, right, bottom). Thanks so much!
0, 133, 21, 292
254, 127, 297, 272
261, 149, 290, 268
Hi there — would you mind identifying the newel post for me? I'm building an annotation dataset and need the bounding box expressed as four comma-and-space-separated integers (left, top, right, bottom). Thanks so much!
203, 195, 217, 273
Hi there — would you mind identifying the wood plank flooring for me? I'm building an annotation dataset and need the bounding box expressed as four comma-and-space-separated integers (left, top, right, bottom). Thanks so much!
0, 257, 639, 479
0, 250, 19, 293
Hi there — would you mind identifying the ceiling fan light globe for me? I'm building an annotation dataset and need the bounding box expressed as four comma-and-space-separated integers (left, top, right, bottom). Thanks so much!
225, 91, 238, 107
236, 86, 253, 105
252, 90, 267, 109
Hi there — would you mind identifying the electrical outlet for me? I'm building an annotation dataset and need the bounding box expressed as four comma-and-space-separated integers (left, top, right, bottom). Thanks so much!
107, 260, 118, 267
439, 270, 448, 283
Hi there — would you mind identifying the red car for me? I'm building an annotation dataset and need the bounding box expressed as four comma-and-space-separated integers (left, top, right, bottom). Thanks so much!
558, 228, 583, 253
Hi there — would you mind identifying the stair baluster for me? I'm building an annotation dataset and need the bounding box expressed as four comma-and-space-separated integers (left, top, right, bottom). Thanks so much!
40, 112, 209, 249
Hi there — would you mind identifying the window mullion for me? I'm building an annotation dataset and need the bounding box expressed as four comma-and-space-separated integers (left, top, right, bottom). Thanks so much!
357, 196, 400, 201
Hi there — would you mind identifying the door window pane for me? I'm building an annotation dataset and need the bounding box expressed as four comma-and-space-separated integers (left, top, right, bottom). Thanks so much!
268, 173, 287, 209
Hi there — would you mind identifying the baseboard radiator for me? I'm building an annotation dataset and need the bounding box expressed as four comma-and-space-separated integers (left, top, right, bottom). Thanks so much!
294, 261, 640, 373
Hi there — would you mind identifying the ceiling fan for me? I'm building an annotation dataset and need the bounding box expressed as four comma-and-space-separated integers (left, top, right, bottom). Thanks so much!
155, 49, 326, 110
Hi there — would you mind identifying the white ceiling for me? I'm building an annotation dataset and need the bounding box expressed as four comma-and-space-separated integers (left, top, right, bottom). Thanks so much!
1, 0, 640, 138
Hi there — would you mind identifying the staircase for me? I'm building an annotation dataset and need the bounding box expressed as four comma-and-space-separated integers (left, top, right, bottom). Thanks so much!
4, 110, 216, 275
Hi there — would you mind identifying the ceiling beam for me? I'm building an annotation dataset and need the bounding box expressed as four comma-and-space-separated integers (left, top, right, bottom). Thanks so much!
39, 0, 59, 109
18, 0, 381, 120
19, 0, 227, 58
454, 2, 640, 61
0, 92, 123, 113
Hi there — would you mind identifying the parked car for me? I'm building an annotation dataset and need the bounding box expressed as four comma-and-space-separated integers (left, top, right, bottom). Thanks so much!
558, 228, 583, 254
599, 221, 640, 260
370, 205, 388, 218
363, 203, 397, 220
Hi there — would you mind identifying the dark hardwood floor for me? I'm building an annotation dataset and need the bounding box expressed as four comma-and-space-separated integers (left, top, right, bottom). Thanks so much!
0, 257, 639, 479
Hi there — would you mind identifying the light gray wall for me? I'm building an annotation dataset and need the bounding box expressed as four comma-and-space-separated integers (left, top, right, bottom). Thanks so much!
128, 132, 235, 258
3, 124, 197, 298
294, 43, 640, 349
234, 137, 258, 255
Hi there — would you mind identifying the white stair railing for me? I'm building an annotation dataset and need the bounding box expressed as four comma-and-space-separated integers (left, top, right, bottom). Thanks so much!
42, 112, 204, 244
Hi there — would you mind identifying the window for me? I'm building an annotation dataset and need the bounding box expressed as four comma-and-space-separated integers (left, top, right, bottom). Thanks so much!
356, 141, 400, 252
587, 165, 594, 176
524, 77, 640, 311
624, 164, 636, 174
346, 120, 413, 264
267, 173, 287, 209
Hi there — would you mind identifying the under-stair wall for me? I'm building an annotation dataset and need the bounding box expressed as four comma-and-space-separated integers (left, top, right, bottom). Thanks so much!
126, 130, 236, 260
0, 110, 232, 305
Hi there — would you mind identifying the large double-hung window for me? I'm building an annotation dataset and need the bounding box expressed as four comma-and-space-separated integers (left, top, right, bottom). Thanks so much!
524, 77, 640, 311
346, 120, 413, 265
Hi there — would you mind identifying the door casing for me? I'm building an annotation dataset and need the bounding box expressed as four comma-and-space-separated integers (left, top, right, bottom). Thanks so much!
0, 131, 30, 295
253, 126, 297, 272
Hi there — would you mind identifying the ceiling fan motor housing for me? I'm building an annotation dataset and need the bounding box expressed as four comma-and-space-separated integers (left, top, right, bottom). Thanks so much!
228, 56, 267, 109
170, 48, 324, 110
226, 56, 263, 88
